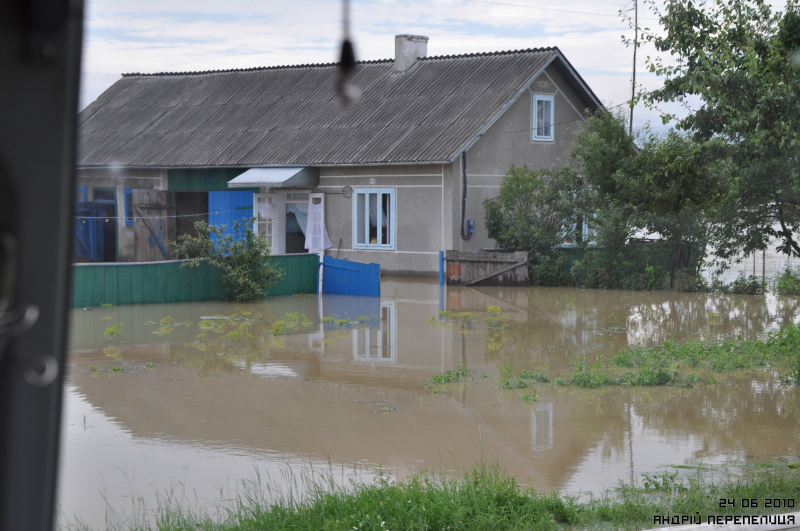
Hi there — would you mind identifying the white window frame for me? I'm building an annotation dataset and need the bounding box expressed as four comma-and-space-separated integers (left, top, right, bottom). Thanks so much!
352, 187, 396, 250
561, 213, 596, 247
532, 94, 555, 142
253, 193, 277, 249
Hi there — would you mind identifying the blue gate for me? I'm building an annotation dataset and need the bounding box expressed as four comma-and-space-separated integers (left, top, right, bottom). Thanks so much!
208, 191, 254, 242
321, 256, 380, 297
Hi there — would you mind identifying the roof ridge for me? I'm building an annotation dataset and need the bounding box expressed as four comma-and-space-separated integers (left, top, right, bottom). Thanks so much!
120, 47, 558, 77
121, 58, 393, 77
422, 46, 558, 61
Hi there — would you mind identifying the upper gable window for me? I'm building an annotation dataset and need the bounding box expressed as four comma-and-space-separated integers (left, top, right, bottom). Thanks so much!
533, 94, 554, 142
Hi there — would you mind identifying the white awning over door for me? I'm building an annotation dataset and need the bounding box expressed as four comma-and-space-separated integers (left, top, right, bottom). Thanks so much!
227, 167, 319, 188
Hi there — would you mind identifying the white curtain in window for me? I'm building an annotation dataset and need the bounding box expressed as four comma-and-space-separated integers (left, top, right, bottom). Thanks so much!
257, 202, 278, 220
368, 194, 388, 229
304, 201, 331, 252
286, 203, 309, 236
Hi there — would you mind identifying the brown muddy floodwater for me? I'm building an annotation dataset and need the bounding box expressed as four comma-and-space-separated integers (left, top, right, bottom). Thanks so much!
58, 278, 800, 528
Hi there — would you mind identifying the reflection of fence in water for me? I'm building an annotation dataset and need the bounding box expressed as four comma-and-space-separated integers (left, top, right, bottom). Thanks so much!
444, 286, 528, 323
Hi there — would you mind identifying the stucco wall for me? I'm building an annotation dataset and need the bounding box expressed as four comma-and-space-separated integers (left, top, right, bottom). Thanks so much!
74, 168, 168, 262
318, 165, 446, 275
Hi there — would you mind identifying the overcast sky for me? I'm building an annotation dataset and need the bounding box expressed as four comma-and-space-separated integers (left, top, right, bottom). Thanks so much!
80, 0, 693, 133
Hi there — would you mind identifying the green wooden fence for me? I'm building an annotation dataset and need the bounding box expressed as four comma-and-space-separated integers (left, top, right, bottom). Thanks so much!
71, 254, 319, 307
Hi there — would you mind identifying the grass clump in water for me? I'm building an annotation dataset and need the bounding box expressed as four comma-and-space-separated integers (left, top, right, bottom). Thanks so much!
497, 364, 549, 390
570, 356, 614, 388
425, 364, 470, 386
556, 323, 800, 388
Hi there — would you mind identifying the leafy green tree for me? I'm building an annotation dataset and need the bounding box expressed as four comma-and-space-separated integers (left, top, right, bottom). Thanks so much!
564, 110, 639, 289
618, 132, 723, 287
639, 0, 800, 261
171, 218, 284, 302
483, 165, 576, 285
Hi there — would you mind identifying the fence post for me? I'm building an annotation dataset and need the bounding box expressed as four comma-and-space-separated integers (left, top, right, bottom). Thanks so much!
439, 250, 444, 286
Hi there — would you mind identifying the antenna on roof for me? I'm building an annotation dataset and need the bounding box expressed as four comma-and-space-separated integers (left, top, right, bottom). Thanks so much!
337, 0, 361, 107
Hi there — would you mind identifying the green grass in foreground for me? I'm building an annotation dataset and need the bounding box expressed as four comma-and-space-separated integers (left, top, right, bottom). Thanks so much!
65, 460, 800, 530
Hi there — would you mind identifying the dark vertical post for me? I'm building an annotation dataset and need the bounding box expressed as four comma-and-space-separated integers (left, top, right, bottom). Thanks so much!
629, 0, 638, 135
0, 0, 84, 529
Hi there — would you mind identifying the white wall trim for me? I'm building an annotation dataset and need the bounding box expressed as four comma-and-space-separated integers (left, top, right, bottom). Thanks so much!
320, 173, 442, 179
336, 249, 440, 255
317, 184, 442, 188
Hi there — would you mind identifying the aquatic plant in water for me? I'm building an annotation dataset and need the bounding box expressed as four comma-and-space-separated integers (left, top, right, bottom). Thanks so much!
425, 364, 470, 387
103, 323, 123, 342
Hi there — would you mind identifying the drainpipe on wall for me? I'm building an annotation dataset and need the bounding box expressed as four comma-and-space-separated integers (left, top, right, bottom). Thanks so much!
460, 152, 472, 241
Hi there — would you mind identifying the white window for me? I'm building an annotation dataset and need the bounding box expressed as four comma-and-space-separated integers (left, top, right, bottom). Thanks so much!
562, 214, 596, 247
353, 188, 395, 250
533, 94, 554, 141
254, 193, 276, 247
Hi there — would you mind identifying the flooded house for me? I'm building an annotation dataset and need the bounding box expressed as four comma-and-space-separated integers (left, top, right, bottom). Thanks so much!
74, 35, 603, 273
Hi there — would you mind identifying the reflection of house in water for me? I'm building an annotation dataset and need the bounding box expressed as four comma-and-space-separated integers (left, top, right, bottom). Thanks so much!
321, 294, 396, 364
530, 403, 554, 451
352, 302, 396, 363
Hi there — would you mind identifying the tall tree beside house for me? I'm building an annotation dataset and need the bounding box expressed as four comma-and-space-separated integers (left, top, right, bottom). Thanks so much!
638, 0, 800, 264
572, 114, 721, 289
617, 132, 724, 288
171, 218, 284, 302
563, 110, 640, 288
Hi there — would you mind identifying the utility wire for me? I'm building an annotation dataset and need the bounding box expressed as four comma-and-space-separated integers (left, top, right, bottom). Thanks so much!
74, 209, 253, 221
462, 0, 658, 20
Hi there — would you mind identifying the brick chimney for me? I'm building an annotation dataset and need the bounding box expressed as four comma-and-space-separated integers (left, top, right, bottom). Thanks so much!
393, 34, 428, 72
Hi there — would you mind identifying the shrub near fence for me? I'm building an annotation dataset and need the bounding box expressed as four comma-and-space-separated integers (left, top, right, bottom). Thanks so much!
70, 254, 318, 308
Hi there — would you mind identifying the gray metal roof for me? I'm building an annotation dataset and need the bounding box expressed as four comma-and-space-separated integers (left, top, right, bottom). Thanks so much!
76, 47, 602, 168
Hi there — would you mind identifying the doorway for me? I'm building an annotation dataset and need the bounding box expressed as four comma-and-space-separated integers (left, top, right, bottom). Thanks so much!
92, 188, 117, 262
285, 193, 309, 254
254, 192, 325, 255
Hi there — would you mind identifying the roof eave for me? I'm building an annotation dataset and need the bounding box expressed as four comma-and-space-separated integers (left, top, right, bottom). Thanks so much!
551, 49, 603, 112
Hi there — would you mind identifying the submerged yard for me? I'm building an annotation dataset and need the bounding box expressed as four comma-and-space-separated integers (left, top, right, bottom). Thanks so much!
59, 278, 800, 529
